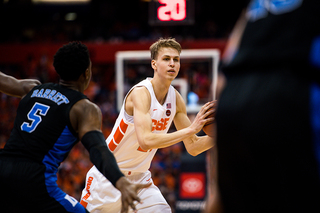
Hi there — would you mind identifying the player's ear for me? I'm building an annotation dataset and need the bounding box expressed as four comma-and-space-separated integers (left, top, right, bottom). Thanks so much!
151, 60, 157, 70
83, 61, 92, 81
86, 69, 90, 80
84, 68, 90, 80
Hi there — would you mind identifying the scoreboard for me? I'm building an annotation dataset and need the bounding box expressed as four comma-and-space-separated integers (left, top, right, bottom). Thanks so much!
149, 0, 194, 25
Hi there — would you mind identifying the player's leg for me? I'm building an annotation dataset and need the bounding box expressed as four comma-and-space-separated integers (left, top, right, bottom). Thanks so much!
135, 203, 171, 213
130, 171, 172, 213
81, 168, 172, 213
44, 184, 89, 213
133, 186, 172, 213
0, 158, 88, 213
80, 166, 122, 213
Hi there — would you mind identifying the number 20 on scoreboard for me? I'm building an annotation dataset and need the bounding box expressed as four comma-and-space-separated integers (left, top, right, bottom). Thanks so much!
149, 0, 194, 25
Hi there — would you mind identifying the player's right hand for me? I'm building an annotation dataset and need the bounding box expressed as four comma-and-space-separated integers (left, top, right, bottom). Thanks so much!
115, 176, 152, 213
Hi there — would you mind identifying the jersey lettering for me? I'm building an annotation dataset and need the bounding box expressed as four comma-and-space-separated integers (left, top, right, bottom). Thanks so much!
21, 102, 50, 133
152, 118, 170, 131
137, 117, 170, 152
31, 89, 70, 105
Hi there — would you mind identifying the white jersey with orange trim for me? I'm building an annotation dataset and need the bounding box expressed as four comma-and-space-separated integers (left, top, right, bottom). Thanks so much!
80, 78, 176, 212
107, 77, 176, 172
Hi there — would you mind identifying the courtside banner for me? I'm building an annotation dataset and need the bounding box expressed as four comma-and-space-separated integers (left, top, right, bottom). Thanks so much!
179, 172, 206, 199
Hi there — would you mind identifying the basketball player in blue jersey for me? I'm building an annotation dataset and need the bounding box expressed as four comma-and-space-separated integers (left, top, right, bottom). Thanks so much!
206, 0, 320, 212
0, 41, 150, 213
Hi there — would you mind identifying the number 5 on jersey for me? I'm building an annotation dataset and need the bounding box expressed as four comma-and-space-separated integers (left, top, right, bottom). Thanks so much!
21, 102, 50, 133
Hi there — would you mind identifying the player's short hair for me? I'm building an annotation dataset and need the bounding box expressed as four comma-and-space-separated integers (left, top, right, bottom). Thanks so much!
150, 37, 182, 60
53, 41, 90, 81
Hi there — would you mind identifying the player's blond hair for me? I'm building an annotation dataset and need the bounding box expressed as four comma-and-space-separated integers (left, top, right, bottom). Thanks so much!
149, 38, 182, 60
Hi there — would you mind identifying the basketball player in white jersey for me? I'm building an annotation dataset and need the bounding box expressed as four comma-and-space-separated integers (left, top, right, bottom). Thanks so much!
80, 38, 215, 213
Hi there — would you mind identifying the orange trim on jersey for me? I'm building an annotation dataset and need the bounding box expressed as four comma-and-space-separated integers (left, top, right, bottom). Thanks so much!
114, 126, 124, 144
108, 139, 117, 151
120, 119, 128, 132
137, 146, 148, 152
108, 119, 128, 151
80, 200, 88, 208
137, 146, 152, 152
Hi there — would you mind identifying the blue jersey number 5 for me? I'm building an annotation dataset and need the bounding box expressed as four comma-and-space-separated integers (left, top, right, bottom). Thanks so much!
21, 102, 50, 133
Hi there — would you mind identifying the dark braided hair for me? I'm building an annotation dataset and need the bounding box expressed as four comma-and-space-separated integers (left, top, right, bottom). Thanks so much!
53, 41, 90, 81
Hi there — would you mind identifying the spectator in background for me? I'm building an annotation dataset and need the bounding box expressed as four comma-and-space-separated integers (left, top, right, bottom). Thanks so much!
206, 0, 320, 212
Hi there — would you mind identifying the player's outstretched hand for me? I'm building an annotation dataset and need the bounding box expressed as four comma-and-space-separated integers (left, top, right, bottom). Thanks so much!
116, 176, 152, 213
0, 71, 41, 98
190, 101, 216, 134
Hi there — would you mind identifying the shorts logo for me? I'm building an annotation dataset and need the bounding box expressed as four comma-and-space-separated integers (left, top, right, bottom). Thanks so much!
80, 176, 94, 208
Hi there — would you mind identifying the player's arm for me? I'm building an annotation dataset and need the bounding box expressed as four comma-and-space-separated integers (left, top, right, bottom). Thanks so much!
0, 71, 41, 98
131, 87, 214, 150
73, 99, 124, 186
70, 99, 150, 212
174, 91, 215, 156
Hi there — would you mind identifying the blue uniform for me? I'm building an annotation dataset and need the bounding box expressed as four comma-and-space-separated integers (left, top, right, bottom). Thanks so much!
0, 83, 89, 213
217, 0, 320, 212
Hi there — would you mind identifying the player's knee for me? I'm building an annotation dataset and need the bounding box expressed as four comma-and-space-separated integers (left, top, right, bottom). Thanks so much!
138, 204, 172, 213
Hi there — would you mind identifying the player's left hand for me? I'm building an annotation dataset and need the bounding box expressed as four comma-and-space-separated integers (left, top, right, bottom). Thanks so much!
189, 101, 216, 134
116, 176, 152, 213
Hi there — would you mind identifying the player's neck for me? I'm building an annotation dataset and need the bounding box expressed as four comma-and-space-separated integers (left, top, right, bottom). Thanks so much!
150, 78, 170, 105
59, 80, 82, 92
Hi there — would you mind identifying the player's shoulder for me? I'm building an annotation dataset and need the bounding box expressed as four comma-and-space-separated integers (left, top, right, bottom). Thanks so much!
133, 85, 149, 93
130, 86, 150, 99
72, 99, 101, 115
175, 89, 184, 103
175, 89, 187, 113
